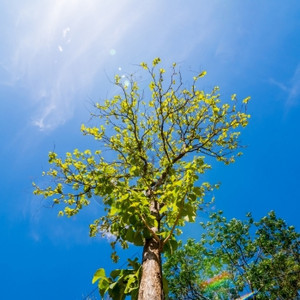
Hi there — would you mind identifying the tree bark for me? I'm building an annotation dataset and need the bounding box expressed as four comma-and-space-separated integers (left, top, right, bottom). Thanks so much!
138, 237, 164, 300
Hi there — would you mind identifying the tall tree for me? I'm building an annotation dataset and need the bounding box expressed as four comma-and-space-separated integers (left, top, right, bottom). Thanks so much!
33, 58, 250, 299
164, 211, 300, 300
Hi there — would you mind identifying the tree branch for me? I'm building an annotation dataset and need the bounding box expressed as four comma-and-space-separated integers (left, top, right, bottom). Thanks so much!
140, 214, 161, 244
162, 191, 187, 247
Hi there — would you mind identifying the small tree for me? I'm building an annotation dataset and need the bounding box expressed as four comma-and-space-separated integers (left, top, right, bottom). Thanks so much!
164, 211, 300, 300
34, 58, 250, 299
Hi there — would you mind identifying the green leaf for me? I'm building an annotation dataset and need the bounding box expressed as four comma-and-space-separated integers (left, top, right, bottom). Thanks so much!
162, 275, 169, 298
92, 268, 106, 284
124, 274, 138, 293
110, 269, 122, 279
98, 278, 110, 297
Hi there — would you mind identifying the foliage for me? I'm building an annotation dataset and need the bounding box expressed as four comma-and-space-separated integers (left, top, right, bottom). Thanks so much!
33, 58, 250, 299
163, 211, 300, 300
163, 239, 238, 300
92, 258, 141, 300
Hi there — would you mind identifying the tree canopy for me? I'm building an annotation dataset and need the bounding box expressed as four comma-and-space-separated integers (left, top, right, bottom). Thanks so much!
34, 58, 250, 299
164, 211, 300, 300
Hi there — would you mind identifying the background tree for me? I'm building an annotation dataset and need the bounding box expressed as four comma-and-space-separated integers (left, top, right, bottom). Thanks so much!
163, 239, 238, 300
33, 58, 250, 300
163, 211, 300, 300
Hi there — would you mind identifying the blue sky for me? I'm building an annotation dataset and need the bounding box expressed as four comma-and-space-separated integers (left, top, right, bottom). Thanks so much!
0, 1, 300, 299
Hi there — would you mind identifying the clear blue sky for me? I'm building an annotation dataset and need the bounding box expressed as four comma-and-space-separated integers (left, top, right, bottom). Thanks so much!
0, 1, 300, 299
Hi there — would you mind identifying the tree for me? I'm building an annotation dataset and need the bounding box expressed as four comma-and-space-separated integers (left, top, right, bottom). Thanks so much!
163, 238, 238, 300
163, 211, 300, 300
33, 58, 250, 299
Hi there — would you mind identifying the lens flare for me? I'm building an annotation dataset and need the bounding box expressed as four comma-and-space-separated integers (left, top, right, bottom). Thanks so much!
200, 271, 231, 291
236, 291, 258, 300
109, 49, 116, 56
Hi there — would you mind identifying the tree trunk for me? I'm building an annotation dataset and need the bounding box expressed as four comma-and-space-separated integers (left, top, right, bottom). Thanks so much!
138, 237, 164, 300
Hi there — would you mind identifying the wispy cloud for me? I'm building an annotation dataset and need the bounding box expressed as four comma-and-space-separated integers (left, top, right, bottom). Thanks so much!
288, 64, 300, 105
2, 0, 251, 131
269, 63, 300, 107
3, 0, 149, 130
2, 0, 296, 132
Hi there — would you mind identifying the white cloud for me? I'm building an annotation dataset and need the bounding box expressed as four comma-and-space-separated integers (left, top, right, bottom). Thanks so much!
101, 230, 117, 242
32, 102, 56, 130
4, 0, 247, 132
269, 63, 300, 107
0, 1, 248, 131
2, 0, 297, 131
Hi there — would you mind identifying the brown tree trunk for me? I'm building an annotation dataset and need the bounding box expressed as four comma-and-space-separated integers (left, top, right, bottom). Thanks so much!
138, 237, 164, 300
